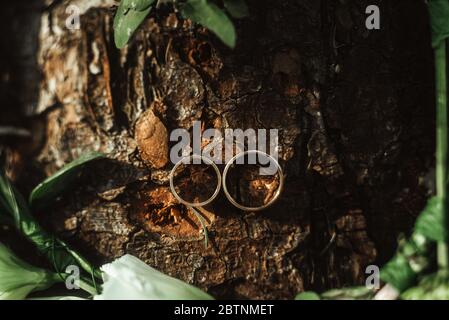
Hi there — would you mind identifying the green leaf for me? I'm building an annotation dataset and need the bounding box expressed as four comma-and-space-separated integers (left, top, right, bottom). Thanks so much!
295, 292, 320, 300
295, 287, 374, 300
320, 287, 374, 300
29, 152, 105, 208
0, 242, 62, 300
380, 233, 432, 293
428, 0, 449, 48
380, 256, 416, 293
402, 270, 449, 300
223, 0, 249, 18
0, 160, 100, 281
414, 196, 448, 242
181, 0, 236, 48
113, 0, 154, 49
0, 165, 73, 271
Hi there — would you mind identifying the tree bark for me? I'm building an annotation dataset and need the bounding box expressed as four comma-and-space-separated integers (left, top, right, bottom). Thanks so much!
0, 0, 435, 299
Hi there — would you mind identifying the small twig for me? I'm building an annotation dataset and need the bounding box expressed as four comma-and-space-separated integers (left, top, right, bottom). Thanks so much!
189, 206, 209, 249
0, 126, 31, 138
319, 231, 337, 256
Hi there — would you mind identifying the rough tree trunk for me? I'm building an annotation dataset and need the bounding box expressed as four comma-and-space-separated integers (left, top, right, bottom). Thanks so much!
0, 0, 435, 299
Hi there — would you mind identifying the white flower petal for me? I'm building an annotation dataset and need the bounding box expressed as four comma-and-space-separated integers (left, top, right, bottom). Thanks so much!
95, 254, 213, 300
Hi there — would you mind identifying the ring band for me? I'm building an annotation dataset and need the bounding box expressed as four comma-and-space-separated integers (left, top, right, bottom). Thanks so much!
169, 154, 222, 208
222, 150, 284, 211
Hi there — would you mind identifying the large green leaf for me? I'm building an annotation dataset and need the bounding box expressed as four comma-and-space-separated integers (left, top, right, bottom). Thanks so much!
380, 234, 432, 293
113, 0, 154, 49
414, 196, 448, 242
402, 270, 449, 300
223, 0, 249, 19
380, 194, 449, 293
320, 287, 374, 300
295, 292, 320, 300
428, 0, 449, 48
380, 255, 417, 293
29, 152, 105, 208
0, 158, 100, 280
181, 0, 236, 48
295, 287, 374, 300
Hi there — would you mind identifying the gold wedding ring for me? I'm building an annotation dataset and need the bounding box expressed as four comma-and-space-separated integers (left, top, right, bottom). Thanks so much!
169, 151, 284, 211
222, 150, 284, 211
169, 154, 222, 207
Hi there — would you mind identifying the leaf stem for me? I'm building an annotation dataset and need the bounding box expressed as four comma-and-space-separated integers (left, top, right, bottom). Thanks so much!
189, 206, 209, 249
435, 41, 448, 269
78, 277, 99, 296
52, 273, 99, 296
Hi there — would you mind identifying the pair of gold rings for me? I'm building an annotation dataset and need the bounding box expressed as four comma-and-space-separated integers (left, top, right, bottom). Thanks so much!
169, 150, 284, 212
